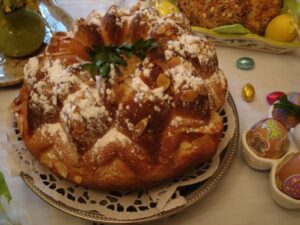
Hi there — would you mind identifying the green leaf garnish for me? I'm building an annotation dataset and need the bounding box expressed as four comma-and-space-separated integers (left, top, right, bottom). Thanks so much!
0, 171, 11, 203
212, 24, 250, 34
274, 94, 300, 118
82, 38, 159, 80
281, 0, 300, 37
281, 0, 300, 15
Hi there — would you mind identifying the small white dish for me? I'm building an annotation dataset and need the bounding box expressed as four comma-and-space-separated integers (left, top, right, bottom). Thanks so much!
242, 126, 300, 209
270, 154, 300, 209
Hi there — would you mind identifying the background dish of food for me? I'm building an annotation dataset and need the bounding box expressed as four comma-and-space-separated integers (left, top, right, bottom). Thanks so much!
153, 0, 300, 53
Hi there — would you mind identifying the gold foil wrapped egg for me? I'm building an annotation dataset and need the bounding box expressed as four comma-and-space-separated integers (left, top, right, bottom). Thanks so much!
276, 152, 300, 199
242, 83, 255, 102
246, 118, 290, 159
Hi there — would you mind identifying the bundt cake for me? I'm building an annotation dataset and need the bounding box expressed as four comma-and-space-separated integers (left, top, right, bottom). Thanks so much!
11, 5, 227, 190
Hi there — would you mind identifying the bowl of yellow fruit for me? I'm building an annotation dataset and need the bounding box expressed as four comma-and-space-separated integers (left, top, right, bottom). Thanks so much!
153, 0, 300, 54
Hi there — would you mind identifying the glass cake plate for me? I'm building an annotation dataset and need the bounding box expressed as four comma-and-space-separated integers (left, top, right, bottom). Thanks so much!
7, 92, 239, 224
0, 0, 73, 87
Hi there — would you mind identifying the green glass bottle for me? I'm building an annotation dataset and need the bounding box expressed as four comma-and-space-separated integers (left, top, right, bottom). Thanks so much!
0, 7, 45, 57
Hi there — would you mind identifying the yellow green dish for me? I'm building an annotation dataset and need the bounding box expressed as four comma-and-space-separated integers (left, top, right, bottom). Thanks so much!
192, 26, 300, 48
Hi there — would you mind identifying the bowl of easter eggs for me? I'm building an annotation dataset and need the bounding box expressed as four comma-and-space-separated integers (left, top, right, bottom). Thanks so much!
242, 92, 300, 209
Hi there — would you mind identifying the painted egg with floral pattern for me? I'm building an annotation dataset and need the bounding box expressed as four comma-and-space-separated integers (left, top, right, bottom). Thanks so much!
276, 152, 300, 199
246, 118, 290, 159
272, 92, 300, 129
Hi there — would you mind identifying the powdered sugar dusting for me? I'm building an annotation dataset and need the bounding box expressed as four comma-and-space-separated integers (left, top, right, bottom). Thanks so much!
24, 57, 39, 86
165, 34, 215, 64
107, 5, 131, 27
40, 123, 68, 143
86, 10, 102, 26
170, 116, 183, 127
93, 127, 130, 150
66, 23, 78, 38
166, 62, 205, 93
130, 74, 172, 103
60, 86, 109, 129
30, 79, 55, 114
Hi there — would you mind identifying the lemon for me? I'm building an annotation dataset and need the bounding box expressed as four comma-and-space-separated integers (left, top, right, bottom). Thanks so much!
265, 14, 297, 42
156, 1, 179, 16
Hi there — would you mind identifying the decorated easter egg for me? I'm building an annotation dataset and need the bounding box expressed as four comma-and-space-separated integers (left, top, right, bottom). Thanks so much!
276, 152, 300, 199
246, 118, 290, 159
272, 92, 300, 129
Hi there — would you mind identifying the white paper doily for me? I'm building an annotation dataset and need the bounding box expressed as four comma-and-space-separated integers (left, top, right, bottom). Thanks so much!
6, 94, 239, 224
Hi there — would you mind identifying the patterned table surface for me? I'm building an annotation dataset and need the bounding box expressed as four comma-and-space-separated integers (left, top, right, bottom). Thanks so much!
1, 1, 300, 224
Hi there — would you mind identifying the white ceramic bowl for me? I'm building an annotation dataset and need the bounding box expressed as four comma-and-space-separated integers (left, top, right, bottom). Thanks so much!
242, 129, 300, 209
270, 155, 300, 209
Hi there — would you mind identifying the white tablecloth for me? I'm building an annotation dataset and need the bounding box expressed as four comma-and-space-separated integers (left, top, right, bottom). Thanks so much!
1, 1, 300, 224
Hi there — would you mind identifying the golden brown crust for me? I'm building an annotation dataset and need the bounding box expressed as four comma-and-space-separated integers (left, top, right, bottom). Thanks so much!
243, 0, 283, 34
177, 0, 282, 34
177, 0, 249, 29
12, 6, 227, 190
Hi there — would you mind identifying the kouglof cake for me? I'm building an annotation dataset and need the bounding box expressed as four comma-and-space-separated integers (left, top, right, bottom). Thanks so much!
11, 5, 227, 190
